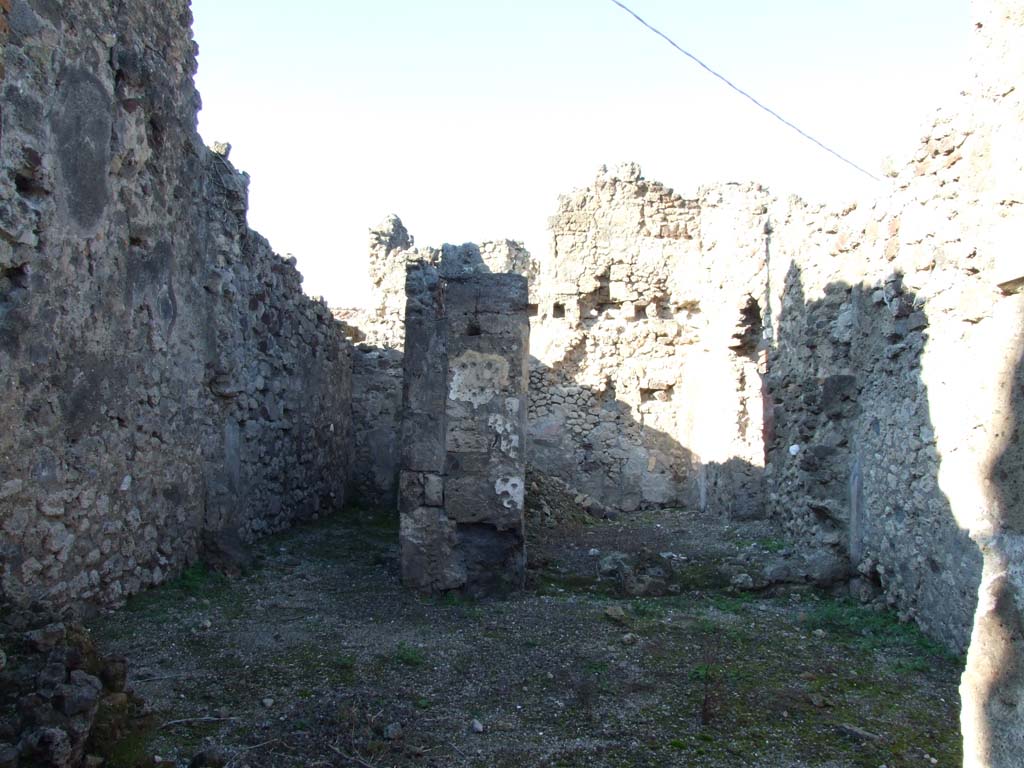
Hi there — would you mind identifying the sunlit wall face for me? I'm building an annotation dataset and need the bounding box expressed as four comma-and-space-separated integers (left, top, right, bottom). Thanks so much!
191, 0, 968, 308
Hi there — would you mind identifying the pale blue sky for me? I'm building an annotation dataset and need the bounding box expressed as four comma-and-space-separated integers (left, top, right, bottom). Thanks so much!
192, 1, 968, 307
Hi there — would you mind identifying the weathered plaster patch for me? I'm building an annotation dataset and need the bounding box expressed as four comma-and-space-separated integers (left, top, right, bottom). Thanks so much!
449, 350, 509, 407
487, 413, 521, 459
495, 476, 524, 511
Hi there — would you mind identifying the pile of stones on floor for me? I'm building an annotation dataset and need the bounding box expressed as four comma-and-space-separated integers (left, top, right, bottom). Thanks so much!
0, 621, 139, 768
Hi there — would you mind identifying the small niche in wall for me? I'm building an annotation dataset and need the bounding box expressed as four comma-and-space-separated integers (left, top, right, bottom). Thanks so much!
527, 303, 539, 318
633, 304, 648, 321
14, 172, 46, 200
640, 385, 674, 403
466, 317, 482, 336
657, 303, 675, 320
600, 377, 617, 402
553, 302, 565, 318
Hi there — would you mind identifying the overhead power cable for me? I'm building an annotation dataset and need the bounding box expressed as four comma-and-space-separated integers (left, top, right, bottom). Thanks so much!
608, 0, 881, 182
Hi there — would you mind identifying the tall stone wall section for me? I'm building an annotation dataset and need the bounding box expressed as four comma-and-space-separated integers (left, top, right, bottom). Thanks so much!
762, 192, 987, 648
339, 218, 535, 508
529, 164, 770, 517
957, 3, 1024, 762
398, 261, 529, 595
756, 1, 1022, 758
0, 0, 352, 616
760, 0, 1021, 663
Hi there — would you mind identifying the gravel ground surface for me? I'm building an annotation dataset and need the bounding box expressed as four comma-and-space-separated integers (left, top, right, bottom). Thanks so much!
88, 508, 964, 768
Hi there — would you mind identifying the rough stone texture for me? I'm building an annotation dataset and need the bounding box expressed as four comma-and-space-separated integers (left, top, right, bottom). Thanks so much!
752, 1, 1023, 759
338, 217, 535, 509
0, 0, 352, 616
345, 81, 1019, 757
761, 0, 1021, 663
398, 260, 529, 595
762, 199, 984, 641
528, 164, 769, 516
0, 621, 136, 768
346, 345, 402, 508
954, 1, 1024, 764
525, 0, 1022, 751
342, 216, 536, 352
2, 0, 1019, 761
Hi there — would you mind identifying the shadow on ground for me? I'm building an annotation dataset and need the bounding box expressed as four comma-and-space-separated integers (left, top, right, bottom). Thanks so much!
88, 508, 963, 768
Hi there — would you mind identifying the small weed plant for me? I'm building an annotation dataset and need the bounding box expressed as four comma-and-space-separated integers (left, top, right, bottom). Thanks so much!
393, 642, 426, 667
805, 597, 958, 662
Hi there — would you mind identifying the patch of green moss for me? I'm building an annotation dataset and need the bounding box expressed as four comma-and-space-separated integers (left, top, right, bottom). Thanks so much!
704, 591, 756, 614
805, 597, 959, 662
90, 696, 155, 768
673, 562, 731, 590
100, 723, 155, 768
534, 572, 616, 597
628, 598, 669, 620
393, 642, 426, 667
123, 563, 230, 622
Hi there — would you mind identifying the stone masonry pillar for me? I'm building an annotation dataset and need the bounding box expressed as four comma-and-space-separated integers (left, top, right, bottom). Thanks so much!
398, 261, 529, 595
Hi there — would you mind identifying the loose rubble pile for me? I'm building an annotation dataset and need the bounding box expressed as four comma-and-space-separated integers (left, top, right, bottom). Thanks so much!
0, 622, 138, 768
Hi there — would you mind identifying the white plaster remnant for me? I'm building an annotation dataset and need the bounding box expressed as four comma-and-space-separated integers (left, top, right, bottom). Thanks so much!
495, 476, 524, 511
449, 350, 509, 407
487, 413, 521, 459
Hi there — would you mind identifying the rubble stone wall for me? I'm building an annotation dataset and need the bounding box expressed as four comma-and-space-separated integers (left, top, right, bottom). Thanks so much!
762, 0, 1023, 669
762, 190, 988, 653
528, 166, 770, 517
0, 0, 352, 616
958, 2, 1024, 762
346, 345, 402, 508
341, 133, 1017, 671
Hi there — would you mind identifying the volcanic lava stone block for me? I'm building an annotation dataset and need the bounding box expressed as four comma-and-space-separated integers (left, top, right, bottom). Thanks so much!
399, 264, 528, 596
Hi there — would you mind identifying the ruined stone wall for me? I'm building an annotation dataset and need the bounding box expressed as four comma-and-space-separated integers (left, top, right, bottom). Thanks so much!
527, 125, 1015, 662
762, 192, 986, 644
758, 2, 1023, 747
0, 0, 352, 615
957, 3, 1024, 762
528, 164, 770, 516
322, 7, 1020, 750
760, 1, 1022, 664
524, 1, 1022, 753
345, 345, 402, 508
340, 217, 535, 508
398, 260, 529, 595
201, 153, 351, 540
344, 216, 537, 352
